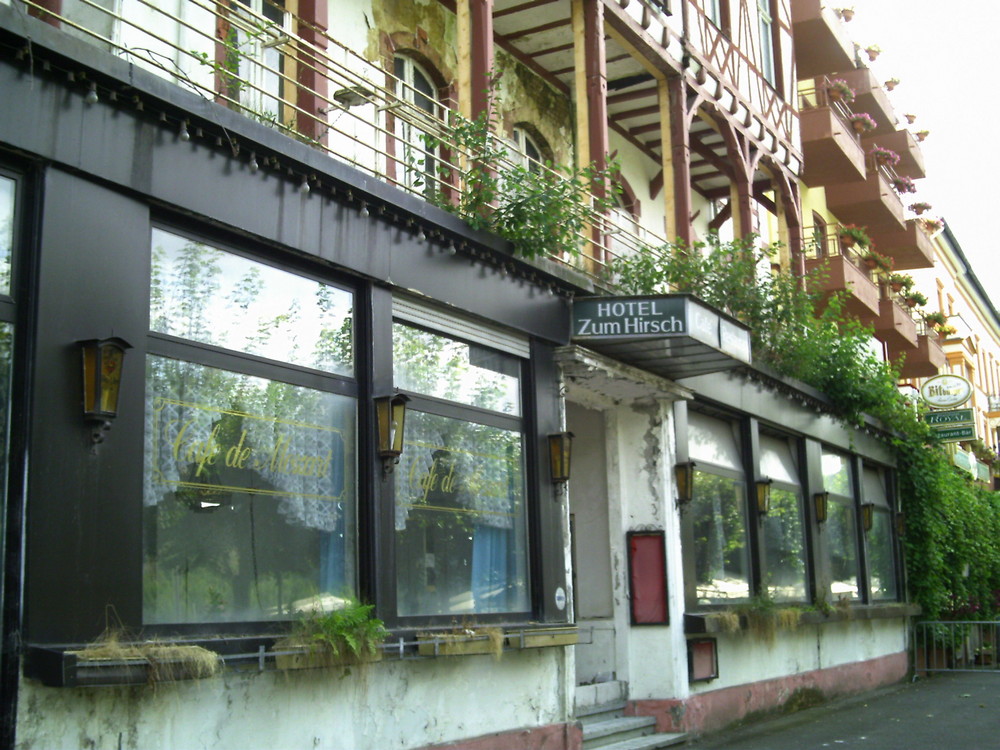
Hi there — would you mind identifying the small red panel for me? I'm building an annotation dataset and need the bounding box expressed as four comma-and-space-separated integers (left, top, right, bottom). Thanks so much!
627, 531, 668, 625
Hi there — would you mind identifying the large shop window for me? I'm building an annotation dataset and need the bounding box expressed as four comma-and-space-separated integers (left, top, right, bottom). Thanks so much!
821, 449, 860, 601
143, 228, 357, 624
392, 320, 530, 618
759, 435, 807, 602
863, 467, 898, 601
687, 412, 750, 604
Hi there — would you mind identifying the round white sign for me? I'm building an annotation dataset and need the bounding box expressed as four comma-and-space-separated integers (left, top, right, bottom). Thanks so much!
920, 374, 973, 408
554, 586, 566, 611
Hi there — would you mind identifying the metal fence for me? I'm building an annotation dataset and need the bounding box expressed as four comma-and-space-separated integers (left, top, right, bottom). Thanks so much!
913, 620, 1000, 674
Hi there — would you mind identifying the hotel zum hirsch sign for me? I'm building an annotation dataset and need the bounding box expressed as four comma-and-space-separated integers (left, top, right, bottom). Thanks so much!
571, 294, 752, 379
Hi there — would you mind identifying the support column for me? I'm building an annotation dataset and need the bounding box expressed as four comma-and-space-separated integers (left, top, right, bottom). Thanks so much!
296, 0, 330, 145
730, 166, 754, 240
666, 76, 692, 246
458, 0, 494, 121
573, 0, 609, 264
470, 0, 494, 121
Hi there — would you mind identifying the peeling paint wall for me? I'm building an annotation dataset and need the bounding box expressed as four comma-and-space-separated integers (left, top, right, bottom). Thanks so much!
16, 650, 567, 750
690, 619, 906, 695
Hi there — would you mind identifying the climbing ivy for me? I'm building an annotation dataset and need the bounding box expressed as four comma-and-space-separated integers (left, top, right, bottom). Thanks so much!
611, 234, 1000, 619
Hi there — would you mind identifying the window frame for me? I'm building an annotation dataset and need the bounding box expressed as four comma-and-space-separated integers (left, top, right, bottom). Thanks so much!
142, 222, 365, 631
388, 314, 535, 628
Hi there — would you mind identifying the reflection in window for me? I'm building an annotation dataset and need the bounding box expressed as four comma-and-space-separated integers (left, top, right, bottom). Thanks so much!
394, 410, 528, 617
823, 449, 859, 599
691, 470, 750, 603
143, 358, 356, 623
828, 496, 859, 600
821, 451, 852, 495
762, 487, 806, 602
759, 435, 806, 602
864, 467, 897, 600
0, 175, 12, 294
393, 323, 521, 415
868, 510, 897, 600
151, 228, 354, 376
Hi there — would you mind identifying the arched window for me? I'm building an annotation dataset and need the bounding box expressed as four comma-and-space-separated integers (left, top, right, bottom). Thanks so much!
232, 0, 289, 119
510, 126, 544, 174
392, 55, 440, 197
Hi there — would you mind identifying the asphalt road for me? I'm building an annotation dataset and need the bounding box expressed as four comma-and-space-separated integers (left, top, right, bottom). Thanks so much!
687, 672, 1000, 749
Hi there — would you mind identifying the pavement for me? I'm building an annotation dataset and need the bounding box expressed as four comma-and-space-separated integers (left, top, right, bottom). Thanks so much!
685, 672, 1000, 750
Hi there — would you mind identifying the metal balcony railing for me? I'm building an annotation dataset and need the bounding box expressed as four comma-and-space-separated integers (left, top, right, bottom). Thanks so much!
17, 0, 671, 288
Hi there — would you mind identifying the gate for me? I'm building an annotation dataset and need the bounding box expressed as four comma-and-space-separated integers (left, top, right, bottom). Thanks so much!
913, 620, 1000, 674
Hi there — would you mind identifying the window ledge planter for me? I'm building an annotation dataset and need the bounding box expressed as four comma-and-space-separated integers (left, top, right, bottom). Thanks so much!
417, 628, 506, 657
684, 602, 921, 634
272, 642, 384, 670
506, 625, 579, 649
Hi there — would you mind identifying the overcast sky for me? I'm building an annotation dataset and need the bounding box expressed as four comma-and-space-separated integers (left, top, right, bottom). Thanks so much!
842, 1, 999, 305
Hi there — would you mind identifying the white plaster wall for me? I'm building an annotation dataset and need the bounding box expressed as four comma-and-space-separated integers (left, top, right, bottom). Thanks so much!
17, 649, 568, 750
608, 400, 689, 703
689, 619, 908, 694
609, 132, 668, 245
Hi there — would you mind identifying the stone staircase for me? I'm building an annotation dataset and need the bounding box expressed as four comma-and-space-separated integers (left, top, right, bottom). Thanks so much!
575, 683, 686, 750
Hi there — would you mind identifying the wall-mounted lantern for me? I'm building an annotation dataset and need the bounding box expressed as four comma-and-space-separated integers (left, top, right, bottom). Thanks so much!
813, 492, 829, 523
675, 461, 696, 505
80, 337, 131, 444
861, 502, 875, 533
755, 478, 773, 515
547, 431, 574, 485
375, 393, 409, 476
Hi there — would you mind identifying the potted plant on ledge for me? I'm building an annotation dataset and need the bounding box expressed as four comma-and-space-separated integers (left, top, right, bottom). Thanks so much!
923, 311, 948, 328
838, 223, 871, 248
826, 78, 856, 105
869, 145, 901, 167
887, 272, 914, 294
849, 112, 878, 135
892, 175, 917, 194
909, 201, 932, 215
862, 248, 894, 274
904, 290, 928, 308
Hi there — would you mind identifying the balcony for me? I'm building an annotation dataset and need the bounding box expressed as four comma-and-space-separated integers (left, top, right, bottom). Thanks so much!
836, 68, 896, 136
869, 220, 936, 270
889, 332, 946, 379
874, 297, 918, 351
803, 234, 880, 321
825, 164, 905, 231
791, 0, 857, 79
863, 129, 925, 180
798, 78, 866, 187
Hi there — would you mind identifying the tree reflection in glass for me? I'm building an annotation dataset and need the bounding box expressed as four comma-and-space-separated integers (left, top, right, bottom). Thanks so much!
868, 510, 897, 600
691, 470, 750, 603
762, 487, 807, 601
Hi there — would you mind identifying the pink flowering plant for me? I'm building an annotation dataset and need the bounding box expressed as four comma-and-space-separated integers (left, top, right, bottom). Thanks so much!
848, 112, 877, 133
826, 78, 856, 104
892, 176, 917, 194
869, 145, 900, 166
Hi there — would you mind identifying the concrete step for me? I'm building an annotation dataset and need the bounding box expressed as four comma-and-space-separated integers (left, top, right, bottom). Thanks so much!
582, 715, 656, 749
591, 733, 687, 750
576, 700, 627, 725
